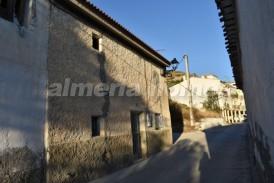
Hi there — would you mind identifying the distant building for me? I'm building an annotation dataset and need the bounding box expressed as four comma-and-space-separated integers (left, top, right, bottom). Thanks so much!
220, 83, 246, 123
169, 75, 246, 122
0, 1, 172, 183
200, 74, 219, 80
170, 75, 225, 109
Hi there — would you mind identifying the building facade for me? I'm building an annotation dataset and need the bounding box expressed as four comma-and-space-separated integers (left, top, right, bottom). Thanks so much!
0, 0, 172, 183
170, 75, 226, 109
217, 0, 274, 182
221, 83, 246, 123
169, 75, 246, 123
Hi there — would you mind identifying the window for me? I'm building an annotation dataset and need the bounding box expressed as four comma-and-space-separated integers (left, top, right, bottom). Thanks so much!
92, 34, 101, 51
155, 113, 163, 130
91, 116, 101, 137
146, 113, 154, 128
15, 0, 27, 25
0, 0, 12, 21
0, 0, 27, 25
0, 0, 7, 8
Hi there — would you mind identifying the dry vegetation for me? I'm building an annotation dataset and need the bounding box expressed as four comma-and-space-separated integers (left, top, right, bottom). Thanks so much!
169, 100, 221, 132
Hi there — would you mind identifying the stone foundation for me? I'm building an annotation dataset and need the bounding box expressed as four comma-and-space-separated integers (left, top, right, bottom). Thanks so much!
0, 147, 43, 183
146, 129, 172, 156
47, 135, 134, 183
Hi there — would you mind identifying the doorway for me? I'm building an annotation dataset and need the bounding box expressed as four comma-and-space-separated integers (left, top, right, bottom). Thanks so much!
130, 111, 142, 159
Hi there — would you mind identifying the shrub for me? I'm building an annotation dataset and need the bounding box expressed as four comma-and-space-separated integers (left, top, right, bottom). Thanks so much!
203, 90, 221, 113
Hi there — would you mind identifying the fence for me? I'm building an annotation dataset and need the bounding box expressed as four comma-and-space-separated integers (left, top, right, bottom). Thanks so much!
222, 109, 246, 123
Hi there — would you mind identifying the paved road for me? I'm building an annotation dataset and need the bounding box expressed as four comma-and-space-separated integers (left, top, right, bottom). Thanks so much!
91, 123, 253, 183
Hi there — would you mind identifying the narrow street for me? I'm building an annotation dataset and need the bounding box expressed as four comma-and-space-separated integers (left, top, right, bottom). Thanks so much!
91, 123, 253, 183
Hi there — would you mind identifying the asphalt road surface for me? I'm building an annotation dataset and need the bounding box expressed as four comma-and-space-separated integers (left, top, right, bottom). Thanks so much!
91, 123, 253, 183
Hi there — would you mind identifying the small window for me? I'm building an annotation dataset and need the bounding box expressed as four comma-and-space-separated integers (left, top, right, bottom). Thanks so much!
0, 0, 28, 25
15, 0, 27, 25
92, 34, 101, 51
146, 113, 154, 128
91, 116, 101, 137
0, 0, 7, 8
155, 113, 163, 130
0, 0, 12, 21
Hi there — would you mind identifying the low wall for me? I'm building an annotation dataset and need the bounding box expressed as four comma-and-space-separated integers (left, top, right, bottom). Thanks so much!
47, 135, 134, 183
47, 129, 172, 183
198, 118, 226, 130
146, 129, 172, 156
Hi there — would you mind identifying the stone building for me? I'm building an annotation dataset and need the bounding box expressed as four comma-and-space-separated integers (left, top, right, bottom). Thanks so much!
0, 0, 172, 183
216, 0, 274, 182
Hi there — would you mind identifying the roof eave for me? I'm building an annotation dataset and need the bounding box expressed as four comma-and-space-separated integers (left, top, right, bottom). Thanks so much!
216, 0, 243, 89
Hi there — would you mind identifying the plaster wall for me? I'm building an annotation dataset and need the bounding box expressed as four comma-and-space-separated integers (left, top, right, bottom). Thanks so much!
236, 0, 274, 181
0, 0, 50, 182
47, 4, 172, 183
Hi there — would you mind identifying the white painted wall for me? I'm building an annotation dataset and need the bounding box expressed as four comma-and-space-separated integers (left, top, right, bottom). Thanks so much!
170, 76, 245, 111
169, 76, 225, 108
0, 0, 49, 154
236, 0, 274, 170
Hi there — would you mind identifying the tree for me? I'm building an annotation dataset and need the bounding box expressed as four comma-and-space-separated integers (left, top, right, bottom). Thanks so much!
203, 90, 221, 112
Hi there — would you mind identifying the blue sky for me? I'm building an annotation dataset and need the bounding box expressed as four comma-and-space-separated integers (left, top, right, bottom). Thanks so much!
92, 0, 233, 81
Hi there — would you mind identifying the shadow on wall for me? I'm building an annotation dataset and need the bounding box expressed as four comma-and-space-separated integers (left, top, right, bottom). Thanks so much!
48, 137, 134, 183
0, 1, 49, 183
0, 3, 170, 183
169, 100, 184, 134
146, 129, 172, 156
46, 5, 170, 183
251, 122, 274, 183
0, 146, 44, 183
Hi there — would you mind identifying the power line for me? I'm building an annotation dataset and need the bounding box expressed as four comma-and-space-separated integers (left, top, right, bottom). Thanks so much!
73, 30, 237, 109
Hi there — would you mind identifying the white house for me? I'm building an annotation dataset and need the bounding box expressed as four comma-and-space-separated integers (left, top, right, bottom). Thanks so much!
170, 75, 246, 110
169, 75, 226, 109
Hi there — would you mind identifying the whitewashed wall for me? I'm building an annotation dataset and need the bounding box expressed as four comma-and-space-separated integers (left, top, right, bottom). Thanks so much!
0, 0, 49, 181
236, 0, 274, 179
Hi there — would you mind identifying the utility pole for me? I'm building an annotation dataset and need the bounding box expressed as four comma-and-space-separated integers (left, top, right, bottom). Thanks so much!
183, 55, 195, 127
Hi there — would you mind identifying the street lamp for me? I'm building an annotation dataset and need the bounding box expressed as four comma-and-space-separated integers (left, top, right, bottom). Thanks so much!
162, 58, 179, 77
168, 56, 195, 127
170, 58, 180, 72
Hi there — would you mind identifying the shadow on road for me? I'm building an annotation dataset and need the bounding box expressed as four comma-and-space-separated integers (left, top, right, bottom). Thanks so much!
199, 123, 253, 183
91, 137, 209, 183
91, 122, 254, 183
